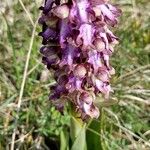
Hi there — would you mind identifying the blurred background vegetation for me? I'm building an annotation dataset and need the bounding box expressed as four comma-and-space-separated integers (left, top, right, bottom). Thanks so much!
0, 0, 150, 149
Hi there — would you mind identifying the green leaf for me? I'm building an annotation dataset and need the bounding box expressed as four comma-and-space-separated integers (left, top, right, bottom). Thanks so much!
86, 120, 103, 150
71, 124, 86, 150
70, 117, 83, 141
70, 117, 87, 150
60, 130, 69, 150
86, 110, 107, 150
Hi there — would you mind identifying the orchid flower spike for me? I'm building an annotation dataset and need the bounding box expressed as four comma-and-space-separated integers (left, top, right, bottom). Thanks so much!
39, 0, 121, 120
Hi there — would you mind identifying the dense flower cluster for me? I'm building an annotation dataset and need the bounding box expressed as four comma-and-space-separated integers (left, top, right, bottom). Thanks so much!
39, 0, 121, 119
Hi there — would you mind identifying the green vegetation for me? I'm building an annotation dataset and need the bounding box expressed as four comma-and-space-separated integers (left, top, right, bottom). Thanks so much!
0, 0, 149, 149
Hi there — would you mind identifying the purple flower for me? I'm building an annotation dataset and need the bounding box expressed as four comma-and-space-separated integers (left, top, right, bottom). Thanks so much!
76, 91, 99, 119
39, 0, 54, 14
59, 19, 71, 48
39, 0, 121, 119
39, 27, 58, 44
40, 46, 60, 69
91, 1, 121, 26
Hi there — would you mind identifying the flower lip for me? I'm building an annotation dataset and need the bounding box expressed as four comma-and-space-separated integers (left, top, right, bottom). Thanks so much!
99, 4, 121, 26
88, 50, 102, 73
76, 23, 95, 49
